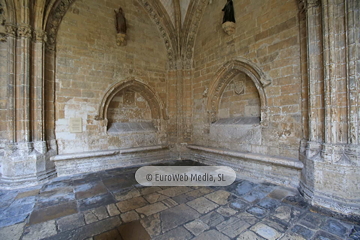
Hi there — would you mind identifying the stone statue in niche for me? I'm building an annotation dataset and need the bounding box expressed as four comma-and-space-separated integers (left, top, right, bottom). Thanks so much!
114, 7, 127, 46
222, 0, 236, 35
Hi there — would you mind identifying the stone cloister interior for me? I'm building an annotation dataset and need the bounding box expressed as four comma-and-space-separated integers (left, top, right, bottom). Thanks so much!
0, 0, 359, 239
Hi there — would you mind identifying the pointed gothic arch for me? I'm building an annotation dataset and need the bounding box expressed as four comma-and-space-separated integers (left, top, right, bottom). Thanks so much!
207, 59, 271, 124
95, 78, 168, 124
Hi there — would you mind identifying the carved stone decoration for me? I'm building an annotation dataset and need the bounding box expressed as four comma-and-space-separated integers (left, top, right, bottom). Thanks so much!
45, 0, 76, 50
138, 0, 176, 69
116, 33, 126, 46
0, 1, 6, 41
183, 0, 208, 69
123, 91, 135, 106
34, 30, 47, 42
232, 79, 245, 95
222, 21, 235, 35
17, 25, 32, 38
5, 25, 16, 37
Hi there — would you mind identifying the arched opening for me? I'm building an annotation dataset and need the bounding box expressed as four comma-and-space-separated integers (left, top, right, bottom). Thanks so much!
207, 59, 271, 125
96, 78, 168, 133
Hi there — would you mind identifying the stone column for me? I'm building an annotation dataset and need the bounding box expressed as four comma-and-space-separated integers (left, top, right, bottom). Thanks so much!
1, 3, 56, 188
300, 0, 360, 218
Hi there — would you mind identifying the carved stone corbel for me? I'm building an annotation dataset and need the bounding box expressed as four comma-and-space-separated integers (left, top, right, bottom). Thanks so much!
33, 30, 47, 43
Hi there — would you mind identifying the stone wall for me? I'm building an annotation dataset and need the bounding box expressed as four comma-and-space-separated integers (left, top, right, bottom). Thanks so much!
55, 0, 169, 154
107, 91, 152, 124
218, 73, 261, 119
192, 0, 302, 159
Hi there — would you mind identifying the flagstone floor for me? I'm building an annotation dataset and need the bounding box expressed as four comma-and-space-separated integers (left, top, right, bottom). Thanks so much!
0, 160, 359, 240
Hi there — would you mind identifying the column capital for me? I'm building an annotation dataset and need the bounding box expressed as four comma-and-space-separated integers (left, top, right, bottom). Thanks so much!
17, 25, 32, 38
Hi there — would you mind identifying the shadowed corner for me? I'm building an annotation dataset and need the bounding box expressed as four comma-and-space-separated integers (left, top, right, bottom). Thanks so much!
93, 220, 150, 240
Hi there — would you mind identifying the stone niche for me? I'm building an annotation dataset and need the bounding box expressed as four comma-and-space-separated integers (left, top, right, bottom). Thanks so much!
96, 78, 168, 137
209, 72, 262, 151
107, 90, 157, 134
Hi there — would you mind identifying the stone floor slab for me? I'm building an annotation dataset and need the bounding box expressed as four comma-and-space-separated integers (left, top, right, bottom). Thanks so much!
75, 182, 108, 200
236, 212, 260, 225
106, 204, 121, 216
0, 214, 29, 228
172, 193, 196, 204
300, 212, 325, 230
257, 197, 280, 210
235, 181, 258, 196
43, 216, 121, 240
29, 201, 78, 225
116, 196, 148, 213
120, 210, 139, 223
114, 188, 141, 202
216, 206, 238, 217
79, 193, 115, 211
186, 187, 213, 198
0, 222, 25, 240
236, 230, 266, 240
230, 198, 249, 211
247, 206, 267, 218
312, 230, 342, 240
187, 197, 219, 214
216, 217, 251, 238
15, 189, 40, 199
200, 210, 225, 227
349, 225, 360, 240
158, 186, 192, 198
184, 219, 209, 236
161, 204, 200, 232
290, 224, 314, 239
140, 213, 161, 237
22, 220, 57, 240
135, 202, 168, 216
273, 205, 302, 224
57, 213, 85, 232
154, 226, 193, 240
143, 193, 169, 204
251, 223, 282, 240
321, 219, 349, 238
205, 190, 231, 205
193, 229, 230, 240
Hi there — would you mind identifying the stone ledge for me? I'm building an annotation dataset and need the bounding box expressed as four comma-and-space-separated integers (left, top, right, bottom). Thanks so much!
51, 150, 120, 162
108, 122, 157, 134
213, 117, 260, 125
51, 145, 169, 161
187, 144, 303, 170
120, 145, 169, 154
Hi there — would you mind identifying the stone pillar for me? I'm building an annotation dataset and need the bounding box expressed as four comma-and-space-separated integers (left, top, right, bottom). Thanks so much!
1, 3, 56, 188
300, 0, 360, 218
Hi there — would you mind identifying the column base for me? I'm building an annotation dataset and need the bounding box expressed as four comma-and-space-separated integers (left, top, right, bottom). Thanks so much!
300, 142, 360, 221
0, 141, 57, 189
